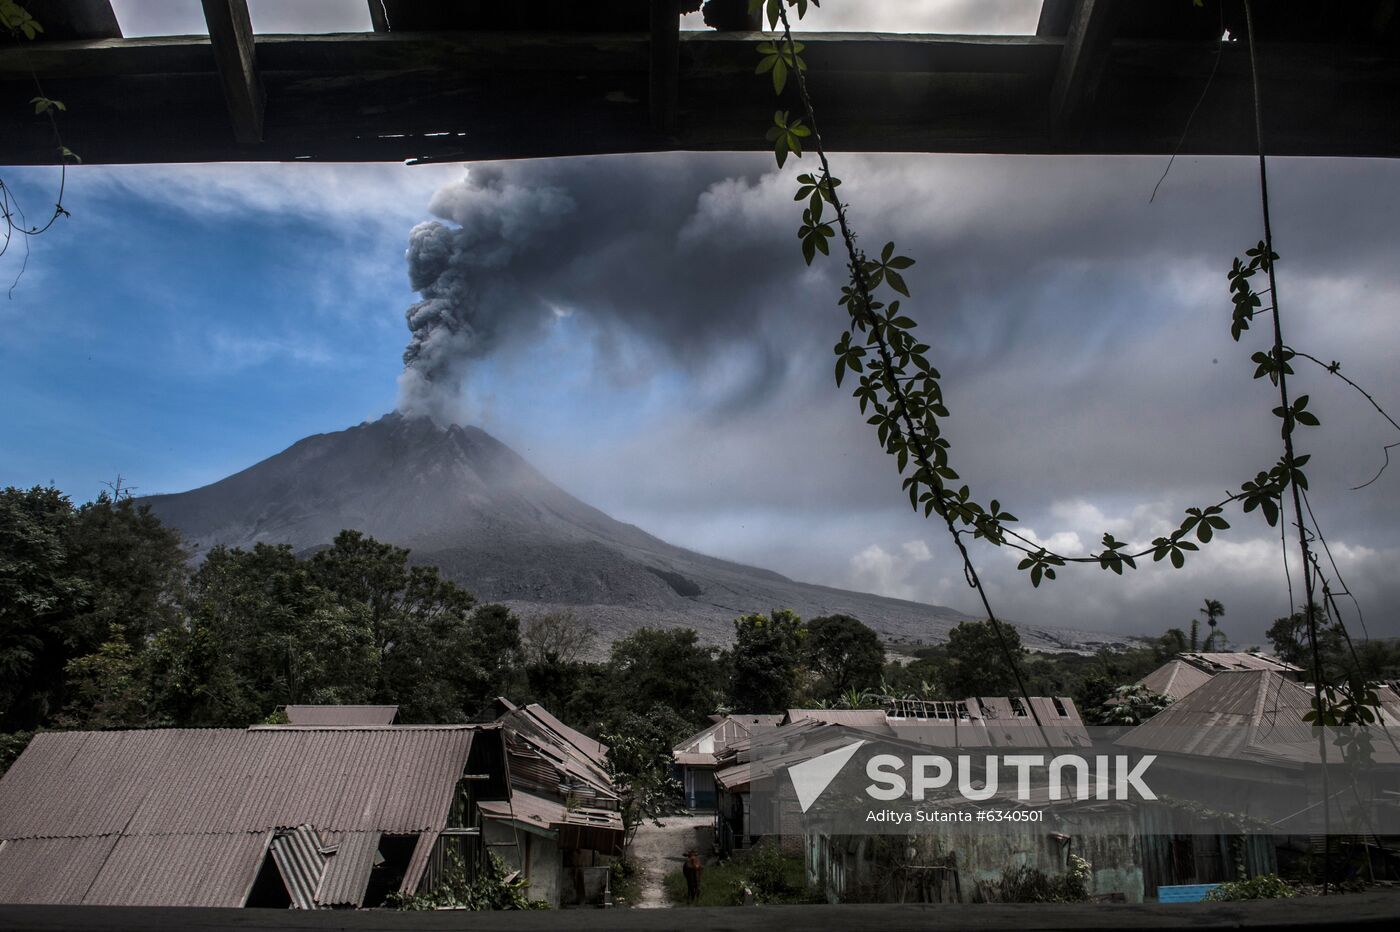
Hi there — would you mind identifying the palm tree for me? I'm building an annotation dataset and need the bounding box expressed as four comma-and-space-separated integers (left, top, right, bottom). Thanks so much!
1199, 599, 1225, 647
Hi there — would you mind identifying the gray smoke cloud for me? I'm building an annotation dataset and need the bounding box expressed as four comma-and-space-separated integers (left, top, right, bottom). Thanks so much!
383, 152, 1400, 642
397, 166, 576, 423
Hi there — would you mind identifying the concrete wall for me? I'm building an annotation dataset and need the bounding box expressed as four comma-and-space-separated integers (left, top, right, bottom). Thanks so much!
484, 821, 561, 907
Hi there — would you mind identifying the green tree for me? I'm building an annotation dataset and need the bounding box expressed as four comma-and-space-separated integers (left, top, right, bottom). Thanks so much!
1198, 598, 1225, 650
457, 602, 524, 712
66, 493, 187, 643
605, 627, 724, 729
942, 619, 1025, 699
59, 624, 150, 728
165, 542, 376, 725
1153, 627, 1189, 663
0, 486, 86, 729
730, 609, 804, 712
310, 530, 517, 721
803, 614, 884, 700
602, 707, 685, 843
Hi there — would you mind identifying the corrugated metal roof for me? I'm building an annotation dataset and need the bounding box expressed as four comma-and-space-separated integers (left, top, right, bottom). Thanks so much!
784, 709, 889, 727
270, 825, 327, 909
496, 707, 616, 804
519, 703, 607, 766
1117, 670, 1329, 763
0, 726, 494, 907
0, 727, 479, 838
478, 790, 624, 848
1137, 660, 1215, 701
673, 714, 783, 767
284, 705, 399, 726
317, 831, 381, 908
0, 833, 272, 907
1178, 651, 1302, 675
0, 836, 121, 904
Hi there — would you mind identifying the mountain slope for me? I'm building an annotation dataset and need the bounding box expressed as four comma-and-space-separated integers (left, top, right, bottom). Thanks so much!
142, 414, 1124, 650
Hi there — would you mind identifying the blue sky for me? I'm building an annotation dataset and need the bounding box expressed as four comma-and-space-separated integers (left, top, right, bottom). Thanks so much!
1, 165, 412, 498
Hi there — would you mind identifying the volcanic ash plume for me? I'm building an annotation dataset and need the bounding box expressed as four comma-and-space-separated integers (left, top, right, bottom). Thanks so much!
396, 168, 575, 425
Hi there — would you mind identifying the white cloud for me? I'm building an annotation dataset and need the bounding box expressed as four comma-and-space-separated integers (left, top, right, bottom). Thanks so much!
70, 162, 461, 236
850, 539, 936, 601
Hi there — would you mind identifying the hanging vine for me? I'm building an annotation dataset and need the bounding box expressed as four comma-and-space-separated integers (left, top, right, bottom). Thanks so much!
1, 0, 79, 294
743, 0, 1397, 787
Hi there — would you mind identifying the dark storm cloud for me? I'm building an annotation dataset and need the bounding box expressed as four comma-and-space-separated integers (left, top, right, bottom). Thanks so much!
403, 152, 1400, 641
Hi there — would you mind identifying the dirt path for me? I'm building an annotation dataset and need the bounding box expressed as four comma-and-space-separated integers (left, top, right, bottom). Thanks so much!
628, 813, 713, 908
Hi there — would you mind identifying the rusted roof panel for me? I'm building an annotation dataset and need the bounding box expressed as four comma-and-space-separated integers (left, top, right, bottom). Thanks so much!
0, 727, 479, 839
496, 709, 616, 806
400, 831, 439, 896
520, 703, 607, 766
284, 705, 399, 726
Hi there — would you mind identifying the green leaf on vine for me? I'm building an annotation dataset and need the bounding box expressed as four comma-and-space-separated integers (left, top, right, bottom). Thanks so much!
30, 96, 65, 115
864, 241, 916, 297
755, 39, 805, 95
765, 110, 810, 168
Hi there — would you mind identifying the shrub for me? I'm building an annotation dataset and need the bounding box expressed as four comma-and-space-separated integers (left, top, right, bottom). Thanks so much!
998, 854, 1092, 903
388, 852, 548, 911
743, 841, 795, 901
1204, 874, 1296, 902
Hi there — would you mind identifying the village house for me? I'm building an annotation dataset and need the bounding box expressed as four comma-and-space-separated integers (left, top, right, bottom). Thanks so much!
711, 698, 1090, 858
773, 699, 1151, 904
0, 700, 626, 910
1117, 668, 1400, 893
482, 699, 625, 907
672, 713, 782, 810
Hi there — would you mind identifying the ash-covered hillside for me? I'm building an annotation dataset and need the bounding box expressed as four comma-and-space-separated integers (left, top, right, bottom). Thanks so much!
143, 413, 1127, 651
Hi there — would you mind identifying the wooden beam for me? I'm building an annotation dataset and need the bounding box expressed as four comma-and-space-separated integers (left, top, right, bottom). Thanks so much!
650, 0, 681, 135
1036, 0, 1077, 37
23, 0, 121, 41
366, 0, 389, 33
199, 0, 264, 144
1, 32, 1396, 165
1048, 0, 1121, 141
